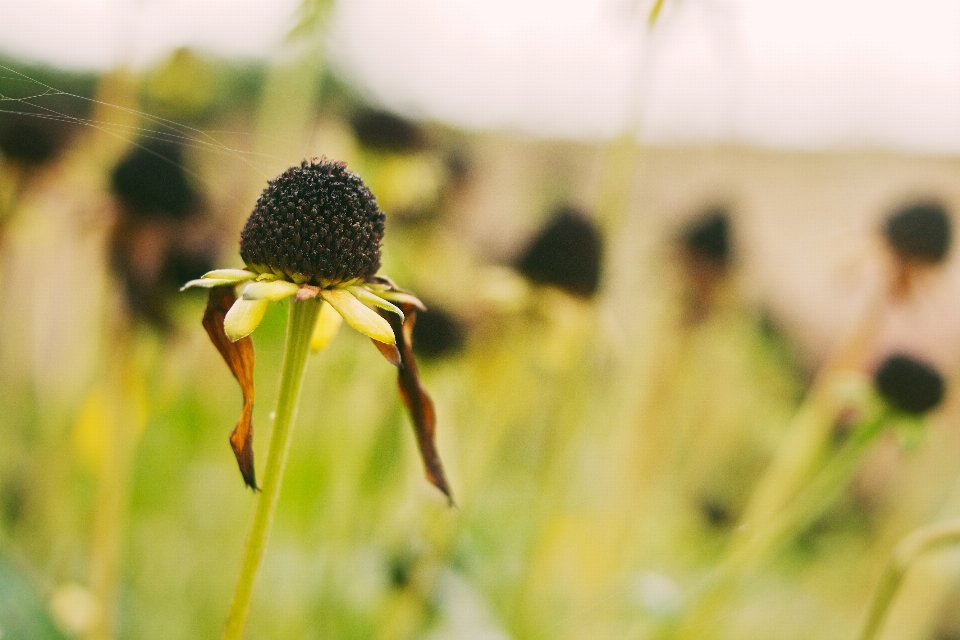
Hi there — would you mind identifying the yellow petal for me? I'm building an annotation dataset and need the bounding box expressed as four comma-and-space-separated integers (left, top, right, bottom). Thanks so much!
223, 297, 269, 341
377, 290, 427, 311
310, 301, 344, 353
319, 288, 395, 344
180, 278, 238, 291
349, 286, 404, 320
202, 269, 258, 282
242, 279, 300, 301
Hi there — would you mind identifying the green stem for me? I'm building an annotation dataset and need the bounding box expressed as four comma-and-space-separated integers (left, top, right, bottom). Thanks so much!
858, 517, 960, 640
671, 408, 891, 640
222, 299, 320, 640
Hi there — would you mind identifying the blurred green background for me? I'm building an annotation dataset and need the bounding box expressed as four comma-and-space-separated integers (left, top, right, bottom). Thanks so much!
2, 3, 960, 639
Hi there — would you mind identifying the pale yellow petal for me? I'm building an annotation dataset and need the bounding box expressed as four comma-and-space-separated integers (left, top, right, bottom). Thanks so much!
201, 269, 258, 282
180, 278, 238, 291
223, 297, 269, 341
319, 288, 395, 344
349, 286, 404, 320
241, 279, 300, 301
310, 301, 344, 353
377, 290, 427, 311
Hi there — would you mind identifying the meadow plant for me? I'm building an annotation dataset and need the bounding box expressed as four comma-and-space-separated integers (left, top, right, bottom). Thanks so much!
182, 158, 451, 639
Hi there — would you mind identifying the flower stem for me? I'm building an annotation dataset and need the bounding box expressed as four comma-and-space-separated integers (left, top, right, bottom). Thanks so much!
222, 298, 320, 640
858, 517, 960, 640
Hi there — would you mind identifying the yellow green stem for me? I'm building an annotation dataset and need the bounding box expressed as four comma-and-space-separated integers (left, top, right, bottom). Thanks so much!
857, 517, 960, 640
222, 298, 320, 640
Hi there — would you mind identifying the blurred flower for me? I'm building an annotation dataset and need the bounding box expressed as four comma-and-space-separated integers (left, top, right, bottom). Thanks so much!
349, 108, 427, 154
884, 200, 951, 265
411, 304, 466, 360
109, 139, 214, 330
183, 159, 451, 499
882, 200, 952, 299
873, 353, 945, 416
515, 205, 603, 298
0, 118, 63, 167
678, 206, 732, 323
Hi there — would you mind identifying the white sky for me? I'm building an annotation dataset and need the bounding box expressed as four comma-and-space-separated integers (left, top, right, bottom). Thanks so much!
3, 0, 960, 152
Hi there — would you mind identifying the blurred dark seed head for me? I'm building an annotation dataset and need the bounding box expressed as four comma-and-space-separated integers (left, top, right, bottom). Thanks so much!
884, 200, 952, 264
349, 109, 426, 153
0, 118, 63, 166
111, 140, 196, 219
700, 497, 733, 528
412, 305, 466, 360
874, 354, 946, 415
516, 206, 603, 298
387, 552, 416, 589
681, 207, 731, 267
240, 159, 385, 285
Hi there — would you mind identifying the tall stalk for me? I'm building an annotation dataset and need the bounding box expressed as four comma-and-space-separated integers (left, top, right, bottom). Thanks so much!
222, 299, 320, 640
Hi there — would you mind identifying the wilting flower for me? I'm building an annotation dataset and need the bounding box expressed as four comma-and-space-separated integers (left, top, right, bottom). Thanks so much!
882, 200, 952, 298
110, 139, 214, 330
183, 159, 452, 501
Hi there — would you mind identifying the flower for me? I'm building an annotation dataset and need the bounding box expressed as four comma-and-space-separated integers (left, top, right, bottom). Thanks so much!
874, 353, 945, 416
183, 158, 452, 501
515, 205, 603, 298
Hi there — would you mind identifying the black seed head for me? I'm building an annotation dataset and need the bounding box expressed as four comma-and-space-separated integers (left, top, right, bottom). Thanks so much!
884, 201, 952, 264
0, 118, 62, 166
111, 140, 196, 219
349, 109, 426, 153
412, 305, 466, 360
682, 208, 730, 266
239, 159, 385, 285
874, 354, 945, 415
516, 206, 603, 297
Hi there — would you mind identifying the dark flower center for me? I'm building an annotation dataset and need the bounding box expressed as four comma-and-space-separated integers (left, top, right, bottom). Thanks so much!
516, 206, 603, 297
874, 354, 945, 415
682, 208, 731, 267
239, 159, 386, 285
884, 201, 952, 264
111, 140, 196, 219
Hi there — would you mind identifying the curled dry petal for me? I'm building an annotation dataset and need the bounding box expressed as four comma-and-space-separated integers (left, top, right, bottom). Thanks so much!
379, 303, 454, 503
203, 286, 259, 489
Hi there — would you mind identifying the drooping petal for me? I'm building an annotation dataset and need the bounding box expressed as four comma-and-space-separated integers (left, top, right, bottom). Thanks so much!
371, 338, 402, 366
379, 303, 454, 503
320, 288, 395, 344
377, 290, 427, 311
349, 285, 405, 320
202, 268, 259, 282
310, 301, 343, 353
202, 286, 258, 489
241, 279, 301, 301
224, 297, 269, 341
181, 278, 241, 291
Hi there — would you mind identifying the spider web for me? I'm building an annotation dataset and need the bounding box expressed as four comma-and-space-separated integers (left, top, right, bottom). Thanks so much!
0, 60, 324, 192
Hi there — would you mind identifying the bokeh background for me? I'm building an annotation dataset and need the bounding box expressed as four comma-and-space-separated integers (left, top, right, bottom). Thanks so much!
2, 1, 960, 638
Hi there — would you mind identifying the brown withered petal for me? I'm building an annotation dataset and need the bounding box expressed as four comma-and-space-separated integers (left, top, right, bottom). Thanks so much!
371, 339, 402, 367
380, 304, 454, 504
203, 286, 258, 490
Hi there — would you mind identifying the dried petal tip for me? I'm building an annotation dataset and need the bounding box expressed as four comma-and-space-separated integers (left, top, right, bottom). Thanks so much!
239, 159, 385, 286
874, 354, 945, 416
682, 207, 731, 267
884, 201, 952, 264
516, 206, 603, 298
